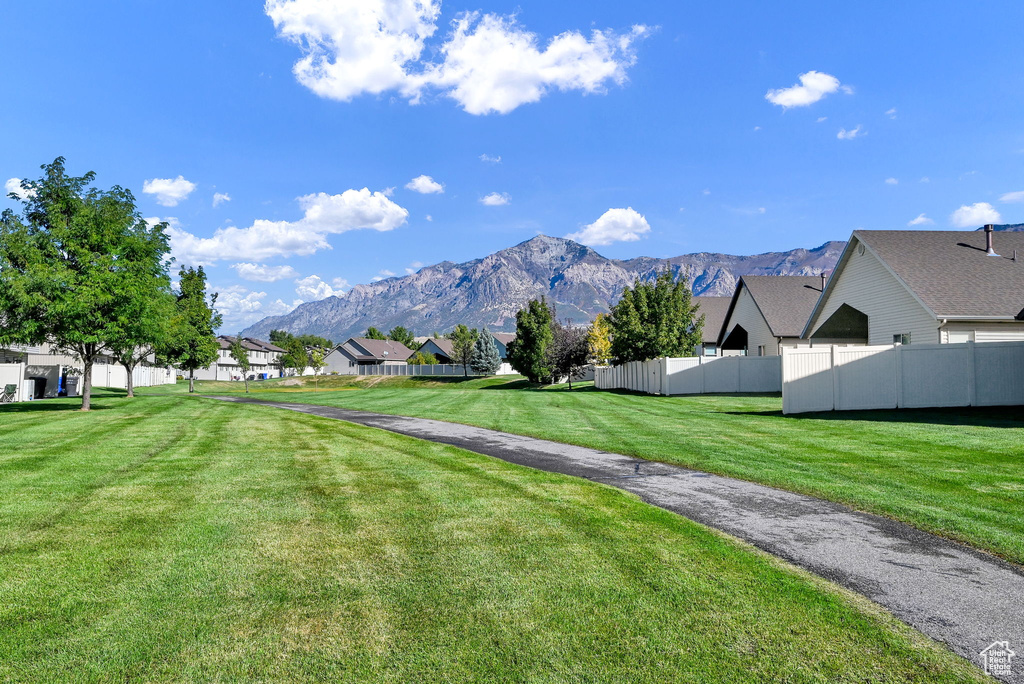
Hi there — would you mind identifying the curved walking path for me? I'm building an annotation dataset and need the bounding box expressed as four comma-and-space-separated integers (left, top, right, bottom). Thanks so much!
209, 396, 1024, 681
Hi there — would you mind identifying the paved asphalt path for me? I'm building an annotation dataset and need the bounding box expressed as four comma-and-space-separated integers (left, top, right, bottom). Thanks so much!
209, 396, 1024, 681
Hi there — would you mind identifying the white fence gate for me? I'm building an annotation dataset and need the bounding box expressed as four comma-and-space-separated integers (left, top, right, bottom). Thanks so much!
594, 356, 782, 395
781, 341, 1024, 414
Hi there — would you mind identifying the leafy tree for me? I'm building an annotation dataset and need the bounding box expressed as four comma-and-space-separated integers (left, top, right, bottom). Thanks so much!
609, 268, 703, 363
507, 297, 555, 383
365, 327, 387, 340
308, 347, 326, 391
0, 157, 174, 410
228, 335, 251, 393
587, 313, 613, 366
469, 327, 502, 375
280, 337, 308, 376
408, 351, 438, 365
548, 321, 590, 389
296, 333, 332, 349
388, 326, 415, 349
161, 266, 222, 394
269, 329, 291, 346
446, 324, 478, 376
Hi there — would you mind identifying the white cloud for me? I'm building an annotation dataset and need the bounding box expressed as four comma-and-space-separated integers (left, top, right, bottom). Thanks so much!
331, 277, 349, 289
758, 207, 766, 214
371, 268, 397, 282
263, 298, 304, 317
295, 274, 345, 300
168, 188, 408, 265
950, 202, 1001, 228
479, 154, 501, 163
753, 125, 761, 131
565, 207, 650, 246
920, 177, 930, 183
907, 213, 934, 226
405, 174, 444, 194
765, 71, 845, 108
885, 177, 899, 185
142, 176, 196, 206
213, 192, 231, 207
702, 189, 711, 196
265, 0, 650, 115
816, 116, 827, 123
480, 192, 510, 206
885, 108, 897, 119
425, 214, 433, 221
404, 260, 424, 275
837, 125, 864, 140
4, 177, 35, 199
213, 285, 271, 329
230, 262, 300, 282
999, 190, 1024, 203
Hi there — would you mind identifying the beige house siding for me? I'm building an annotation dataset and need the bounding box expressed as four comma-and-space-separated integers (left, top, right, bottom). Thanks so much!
941, 322, 1024, 343
722, 287, 780, 356
810, 244, 939, 345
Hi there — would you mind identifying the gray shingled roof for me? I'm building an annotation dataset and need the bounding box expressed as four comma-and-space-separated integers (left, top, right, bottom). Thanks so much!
420, 338, 455, 358
692, 297, 731, 344
856, 230, 1024, 318
347, 338, 414, 361
731, 276, 825, 338
491, 332, 516, 345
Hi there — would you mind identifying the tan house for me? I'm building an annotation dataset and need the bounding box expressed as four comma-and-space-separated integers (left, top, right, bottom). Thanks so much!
802, 227, 1024, 345
692, 296, 730, 356
717, 276, 825, 356
324, 338, 414, 374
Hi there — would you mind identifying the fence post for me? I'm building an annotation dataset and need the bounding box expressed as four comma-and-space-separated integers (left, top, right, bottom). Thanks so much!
894, 345, 903, 408
967, 341, 977, 406
831, 345, 839, 411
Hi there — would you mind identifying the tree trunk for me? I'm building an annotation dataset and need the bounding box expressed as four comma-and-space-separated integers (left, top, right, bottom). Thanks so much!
81, 359, 93, 411
189, 369, 195, 393
463, 363, 468, 377
124, 362, 135, 398
243, 374, 249, 393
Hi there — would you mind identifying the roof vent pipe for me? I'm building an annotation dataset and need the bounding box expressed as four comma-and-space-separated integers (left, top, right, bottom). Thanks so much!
985, 224, 1000, 257
820, 272, 827, 290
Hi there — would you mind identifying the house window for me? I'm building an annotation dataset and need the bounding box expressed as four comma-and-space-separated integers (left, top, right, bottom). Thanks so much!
704, 343, 717, 356
893, 333, 911, 345
757, 345, 766, 356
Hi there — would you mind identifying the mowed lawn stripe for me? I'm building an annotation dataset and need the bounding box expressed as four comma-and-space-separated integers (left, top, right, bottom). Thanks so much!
182, 376, 1024, 565
0, 392, 985, 682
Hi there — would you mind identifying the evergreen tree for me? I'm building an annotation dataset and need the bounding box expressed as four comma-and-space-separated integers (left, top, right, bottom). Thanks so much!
469, 327, 502, 375
388, 326, 415, 349
162, 266, 222, 394
587, 313, 613, 366
609, 267, 703, 363
507, 297, 555, 383
365, 327, 387, 340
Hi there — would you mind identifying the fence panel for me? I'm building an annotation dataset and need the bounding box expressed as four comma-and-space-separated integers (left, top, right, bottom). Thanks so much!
702, 356, 740, 393
738, 356, 783, 393
0, 363, 27, 402
974, 342, 1024, 406
781, 348, 834, 414
899, 344, 970, 409
834, 347, 896, 411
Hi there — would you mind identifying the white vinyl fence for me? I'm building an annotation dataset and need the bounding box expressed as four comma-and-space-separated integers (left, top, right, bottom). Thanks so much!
781, 341, 1024, 414
355, 363, 518, 377
594, 355, 782, 395
0, 361, 174, 403
0, 362, 29, 402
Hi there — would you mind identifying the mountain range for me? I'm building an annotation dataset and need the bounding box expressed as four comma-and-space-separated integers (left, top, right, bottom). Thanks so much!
240, 235, 846, 342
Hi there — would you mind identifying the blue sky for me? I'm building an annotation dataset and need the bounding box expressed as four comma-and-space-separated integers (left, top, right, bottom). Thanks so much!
2, 1, 1023, 330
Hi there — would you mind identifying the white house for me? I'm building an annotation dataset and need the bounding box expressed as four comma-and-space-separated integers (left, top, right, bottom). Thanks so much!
193, 336, 285, 381
802, 227, 1024, 345
323, 338, 414, 375
717, 276, 826, 356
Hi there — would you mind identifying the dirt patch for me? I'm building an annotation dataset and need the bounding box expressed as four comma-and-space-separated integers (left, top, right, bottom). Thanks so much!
280, 378, 303, 387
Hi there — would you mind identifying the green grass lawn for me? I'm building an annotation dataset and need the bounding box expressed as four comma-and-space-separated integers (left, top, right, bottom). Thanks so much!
0, 390, 984, 682
161, 374, 1024, 566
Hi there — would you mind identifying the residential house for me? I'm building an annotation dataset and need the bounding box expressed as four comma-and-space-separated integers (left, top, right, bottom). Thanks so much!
418, 338, 455, 363
194, 336, 284, 381
323, 338, 414, 374
803, 227, 1024, 345
692, 297, 730, 356
717, 276, 825, 356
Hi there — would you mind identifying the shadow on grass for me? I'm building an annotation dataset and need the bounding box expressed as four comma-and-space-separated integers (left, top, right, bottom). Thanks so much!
0, 387, 132, 413
732, 404, 1024, 428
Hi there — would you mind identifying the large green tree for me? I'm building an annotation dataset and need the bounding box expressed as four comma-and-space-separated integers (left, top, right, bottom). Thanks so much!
279, 337, 309, 376
364, 327, 386, 340
609, 268, 703, 363
548, 321, 590, 389
161, 266, 222, 393
446, 324, 478, 377
0, 158, 173, 410
388, 326, 416, 350
507, 298, 555, 383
